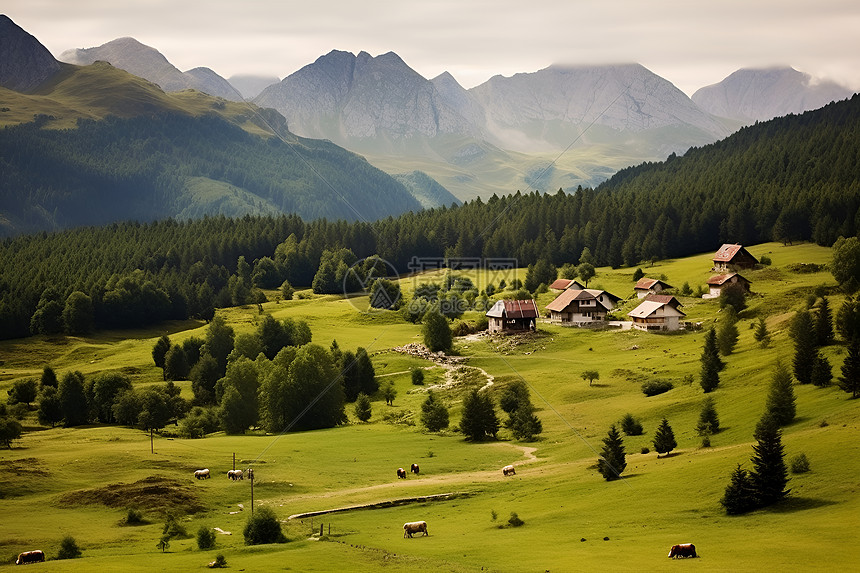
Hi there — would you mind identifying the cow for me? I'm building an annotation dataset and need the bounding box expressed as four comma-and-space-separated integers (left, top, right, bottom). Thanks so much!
227, 469, 244, 481
16, 550, 45, 565
668, 543, 698, 558
411, 463, 420, 475
194, 468, 210, 480
502, 464, 516, 476
397, 467, 407, 479
403, 521, 428, 538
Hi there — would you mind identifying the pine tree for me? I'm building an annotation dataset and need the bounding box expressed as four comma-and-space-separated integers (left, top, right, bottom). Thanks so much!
701, 328, 725, 371
750, 414, 790, 507
765, 360, 796, 426
811, 354, 833, 388
720, 464, 758, 515
753, 316, 771, 348
459, 389, 499, 441
717, 307, 740, 355
839, 339, 860, 398
152, 335, 171, 380
420, 392, 450, 432
700, 352, 721, 393
354, 393, 372, 422
696, 396, 720, 435
815, 297, 834, 346
791, 310, 817, 384
597, 424, 627, 481
652, 418, 677, 457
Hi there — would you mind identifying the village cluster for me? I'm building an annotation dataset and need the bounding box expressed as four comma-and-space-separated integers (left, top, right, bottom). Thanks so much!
486, 244, 757, 334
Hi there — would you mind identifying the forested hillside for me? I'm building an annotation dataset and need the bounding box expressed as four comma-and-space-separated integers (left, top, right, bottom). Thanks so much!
1, 95, 858, 339
0, 112, 420, 236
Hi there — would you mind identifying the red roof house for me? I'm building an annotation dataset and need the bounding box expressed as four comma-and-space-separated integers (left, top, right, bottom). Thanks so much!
633, 277, 673, 299
713, 244, 758, 271
486, 299, 539, 333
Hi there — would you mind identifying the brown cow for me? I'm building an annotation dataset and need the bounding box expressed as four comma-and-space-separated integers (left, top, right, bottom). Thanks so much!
397, 467, 407, 479
403, 521, 428, 538
411, 463, 420, 475
502, 464, 516, 476
668, 543, 698, 558
16, 550, 45, 564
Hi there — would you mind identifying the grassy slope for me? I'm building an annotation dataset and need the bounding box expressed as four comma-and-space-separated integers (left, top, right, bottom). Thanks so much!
1, 242, 859, 571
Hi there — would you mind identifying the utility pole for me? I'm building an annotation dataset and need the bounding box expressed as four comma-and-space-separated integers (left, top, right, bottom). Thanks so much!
232, 452, 235, 471
150, 428, 154, 454
248, 468, 254, 515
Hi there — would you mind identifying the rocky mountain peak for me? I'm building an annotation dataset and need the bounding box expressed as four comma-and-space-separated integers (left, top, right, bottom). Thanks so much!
0, 14, 61, 92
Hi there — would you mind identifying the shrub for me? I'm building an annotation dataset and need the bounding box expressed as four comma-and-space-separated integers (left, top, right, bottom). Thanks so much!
790, 453, 811, 474
57, 535, 82, 559
641, 379, 673, 396
125, 508, 145, 525
640, 446, 650, 454
507, 512, 525, 527
411, 368, 425, 385
759, 254, 772, 266
212, 554, 227, 568
197, 526, 216, 550
243, 506, 286, 545
162, 512, 189, 540
619, 413, 643, 436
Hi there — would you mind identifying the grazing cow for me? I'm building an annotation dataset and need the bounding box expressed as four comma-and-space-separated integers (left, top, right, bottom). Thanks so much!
502, 464, 516, 476
16, 550, 45, 564
668, 543, 698, 558
194, 468, 211, 480
411, 463, 420, 475
397, 467, 407, 479
403, 521, 428, 538
227, 469, 244, 481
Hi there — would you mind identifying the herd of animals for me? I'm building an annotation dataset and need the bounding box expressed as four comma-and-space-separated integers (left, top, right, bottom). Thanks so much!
10, 463, 697, 564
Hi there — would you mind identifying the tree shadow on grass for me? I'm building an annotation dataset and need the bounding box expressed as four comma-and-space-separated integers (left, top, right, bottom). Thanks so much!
764, 496, 838, 514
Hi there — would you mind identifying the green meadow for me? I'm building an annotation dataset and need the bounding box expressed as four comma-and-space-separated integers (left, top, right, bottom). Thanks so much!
1, 242, 859, 571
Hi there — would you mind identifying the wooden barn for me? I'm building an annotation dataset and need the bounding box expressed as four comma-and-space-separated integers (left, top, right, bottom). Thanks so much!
704, 272, 752, 298
549, 278, 585, 291
486, 299, 539, 333
712, 244, 758, 272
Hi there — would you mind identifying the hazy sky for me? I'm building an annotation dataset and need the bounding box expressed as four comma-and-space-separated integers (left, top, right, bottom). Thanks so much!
6, 0, 860, 95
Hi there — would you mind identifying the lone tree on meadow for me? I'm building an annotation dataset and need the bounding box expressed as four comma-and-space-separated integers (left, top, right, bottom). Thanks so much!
750, 414, 790, 507
420, 391, 450, 432
696, 396, 720, 436
701, 327, 725, 371
652, 418, 677, 457
581, 370, 600, 387
423, 309, 452, 353
459, 389, 499, 441
717, 307, 740, 356
754, 316, 771, 348
597, 424, 627, 481
765, 360, 796, 426
354, 393, 372, 422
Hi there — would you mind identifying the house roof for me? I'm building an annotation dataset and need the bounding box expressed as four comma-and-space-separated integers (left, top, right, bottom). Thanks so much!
644, 294, 683, 308
707, 272, 750, 286
549, 278, 584, 290
713, 243, 758, 264
486, 299, 539, 319
545, 288, 619, 312
627, 300, 686, 319
634, 277, 673, 291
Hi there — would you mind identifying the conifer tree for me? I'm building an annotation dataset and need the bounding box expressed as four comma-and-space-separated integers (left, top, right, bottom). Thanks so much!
765, 360, 796, 426
597, 424, 627, 481
152, 335, 171, 380
700, 351, 721, 393
696, 396, 720, 435
791, 310, 817, 384
459, 389, 499, 441
423, 309, 452, 353
652, 418, 677, 457
750, 414, 790, 506
753, 316, 771, 348
815, 297, 834, 346
354, 393, 372, 422
811, 354, 833, 388
721, 464, 757, 515
839, 339, 860, 398
717, 307, 740, 355
701, 328, 725, 371
420, 391, 449, 432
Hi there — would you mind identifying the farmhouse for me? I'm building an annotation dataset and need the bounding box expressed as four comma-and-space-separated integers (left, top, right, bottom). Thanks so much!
486, 299, 539, 333
545, 288, 621, 326
634, 277, 673, 299
712, 243, 758, 272
549, 278, 585, 291
704, 272, 751, 299
628, 294, 686, 331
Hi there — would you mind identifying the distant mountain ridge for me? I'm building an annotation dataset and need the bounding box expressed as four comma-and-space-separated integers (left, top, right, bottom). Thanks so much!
692, 66, 855, 124
60, 37, 242, 101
